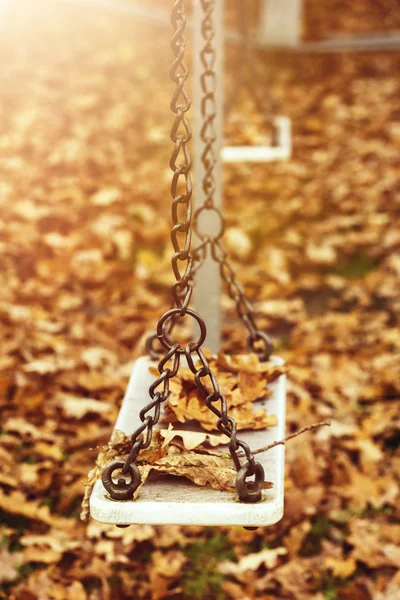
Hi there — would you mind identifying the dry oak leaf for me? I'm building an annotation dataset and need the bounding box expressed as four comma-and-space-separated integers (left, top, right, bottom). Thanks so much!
32, 441, 64, 462
331, 452, 399, 509
256, 556, 320, 600
87, 521, 155, 547
151, 549, 187, 578
19, 532, 81, 565
81, 346, 118, 369
255, 297, 307, 324
224, 227, 252, 259
141, 451, 236, 491
57, 393, 111, 419
80, 430, 169, 520
92, 539, 133, 565
238, 369, 272, 402
373, 571, 400, 600
348, 519, 400, 569
230, 402, 278, 431
167, 391, 277, 432
150, 550, 187, 600
23, 356, 77, 374
306, 241, 337, 265
13, 570, 88, 600
165, 392, 217, 429
90, 186, 121, 206
219, 547, 287, 576
3, 418, 56, 442
0, 548, 21, 584
0, 489, 70, 528
76, 370, 122, 392
215, 351, 282, 376
160, 425, 226, 450
60, 556, 112, 598
324, 556, 357, 579
283, 520, 312, 556
221, 580, 253, 600
335, 579, 373, 600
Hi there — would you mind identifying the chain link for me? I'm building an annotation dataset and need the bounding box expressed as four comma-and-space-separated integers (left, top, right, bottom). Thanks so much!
210, 239, 273, 361
169, 0, 194, 314
199, 0, 217, 210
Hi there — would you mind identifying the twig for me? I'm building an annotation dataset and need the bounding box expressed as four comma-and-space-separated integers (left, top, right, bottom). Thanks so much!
238, 421, 331, 457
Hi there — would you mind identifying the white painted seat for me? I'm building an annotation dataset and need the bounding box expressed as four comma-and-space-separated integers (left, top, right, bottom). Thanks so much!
222, 116, 291, 163
90, 355, 286, 527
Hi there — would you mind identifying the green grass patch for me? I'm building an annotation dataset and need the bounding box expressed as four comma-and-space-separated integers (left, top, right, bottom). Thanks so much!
335, 503, 396, 524
299, 517, 332, 557
272, 337, 289, 352
327, 254, 378, 279
320, 572, 354, 600
324, 588, 339, 600
182, 532, 235, 600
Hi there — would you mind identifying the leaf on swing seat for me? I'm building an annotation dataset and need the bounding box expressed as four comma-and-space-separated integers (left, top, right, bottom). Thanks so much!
237, 370, 272, 402
137, 450, 236, 492
82, 427, 255, 500
215, 352, 285, 378
81, 429, 170, 520
81, 350, 282, 516
159, 425, 226, 451
164, 391, 277, 432
157, 351, 282, 433
231, 405, 278, 431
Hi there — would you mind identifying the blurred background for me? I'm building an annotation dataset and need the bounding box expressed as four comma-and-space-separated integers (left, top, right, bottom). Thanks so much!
0, 1, 399, 599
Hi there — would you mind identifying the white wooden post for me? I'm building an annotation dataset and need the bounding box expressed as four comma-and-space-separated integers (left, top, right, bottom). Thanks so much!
193, 0, 224, 353
258, 0, 303, 47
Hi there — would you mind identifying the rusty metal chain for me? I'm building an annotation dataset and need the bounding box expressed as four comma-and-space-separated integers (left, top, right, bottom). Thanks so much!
193, 0, 273, 362
168, 0, 195, 315
185, 342, 265, 502
102, 0, 263, 504
146, 0, 196, 360
210, 239, 273, 361
198, 0, 217, 211
102, 343, 180, 500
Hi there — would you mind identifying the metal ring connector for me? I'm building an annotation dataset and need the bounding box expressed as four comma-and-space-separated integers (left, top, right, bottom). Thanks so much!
102, 460, 141, 501
194, 205, 225, 241
236, 461, 265, 503
157, 308, 207, 354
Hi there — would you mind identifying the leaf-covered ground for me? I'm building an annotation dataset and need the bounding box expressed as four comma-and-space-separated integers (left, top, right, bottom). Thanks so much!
0, 1, 399, 599
304, 0, 400, 39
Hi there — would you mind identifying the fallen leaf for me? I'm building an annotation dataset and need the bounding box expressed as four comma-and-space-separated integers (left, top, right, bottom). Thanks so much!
219, 547, 287, 575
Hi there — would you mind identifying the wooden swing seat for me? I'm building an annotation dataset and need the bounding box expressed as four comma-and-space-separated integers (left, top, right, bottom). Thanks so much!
222, 116, 291, 163
90, 355, 286, 528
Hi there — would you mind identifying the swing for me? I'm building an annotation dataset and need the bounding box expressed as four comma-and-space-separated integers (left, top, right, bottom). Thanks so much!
221, 0, 292, 164
89, 0, 286, 529
222, 115, 291, 163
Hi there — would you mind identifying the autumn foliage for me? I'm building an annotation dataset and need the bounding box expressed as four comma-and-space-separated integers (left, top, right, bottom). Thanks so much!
0, 1, 399, 599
